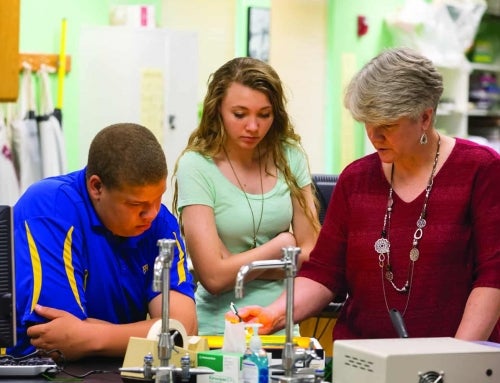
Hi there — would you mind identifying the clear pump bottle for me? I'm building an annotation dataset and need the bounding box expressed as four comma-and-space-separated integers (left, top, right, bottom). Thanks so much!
242, 323, 269, 383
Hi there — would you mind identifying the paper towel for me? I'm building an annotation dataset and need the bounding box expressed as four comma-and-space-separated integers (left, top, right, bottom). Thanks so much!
147, 318, 188, 348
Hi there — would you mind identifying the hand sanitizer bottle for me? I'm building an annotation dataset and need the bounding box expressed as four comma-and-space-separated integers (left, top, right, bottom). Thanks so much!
242, 323, 269, 383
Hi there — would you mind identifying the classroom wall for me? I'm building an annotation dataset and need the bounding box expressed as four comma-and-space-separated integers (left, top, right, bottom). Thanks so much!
161, 0, 238, 103
161, 0, 271, 116
17, 0, 407, 173
269, 0, 328, 173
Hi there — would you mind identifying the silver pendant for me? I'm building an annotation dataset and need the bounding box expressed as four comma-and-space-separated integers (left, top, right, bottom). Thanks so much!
374, 238, 390, 254
385, 270, 393, 281
409, 247, 419, 261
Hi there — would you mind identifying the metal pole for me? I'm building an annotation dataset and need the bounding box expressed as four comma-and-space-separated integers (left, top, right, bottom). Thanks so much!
154, 239, 175, 382
281, 246, 300, 378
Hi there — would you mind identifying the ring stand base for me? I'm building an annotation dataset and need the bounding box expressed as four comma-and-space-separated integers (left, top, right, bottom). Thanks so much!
121, 336, 209, 380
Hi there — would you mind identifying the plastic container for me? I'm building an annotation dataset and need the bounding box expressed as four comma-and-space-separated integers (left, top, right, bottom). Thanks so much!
242, 323, 269, 383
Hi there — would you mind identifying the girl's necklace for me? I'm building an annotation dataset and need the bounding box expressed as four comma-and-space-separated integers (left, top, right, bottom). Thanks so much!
224, 147, 264, 249
374, 134, 440, 314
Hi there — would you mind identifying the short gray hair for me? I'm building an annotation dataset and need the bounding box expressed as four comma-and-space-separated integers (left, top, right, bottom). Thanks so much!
344, 47, 443, 125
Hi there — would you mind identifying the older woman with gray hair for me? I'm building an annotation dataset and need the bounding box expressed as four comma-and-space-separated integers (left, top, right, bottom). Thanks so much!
231, 47, 500, 342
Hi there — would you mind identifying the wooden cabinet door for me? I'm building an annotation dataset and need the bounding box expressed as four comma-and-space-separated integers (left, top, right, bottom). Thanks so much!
0, 0, 20, 102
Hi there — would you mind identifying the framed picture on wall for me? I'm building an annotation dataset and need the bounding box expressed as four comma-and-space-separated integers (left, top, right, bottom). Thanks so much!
247, 7, 270, 62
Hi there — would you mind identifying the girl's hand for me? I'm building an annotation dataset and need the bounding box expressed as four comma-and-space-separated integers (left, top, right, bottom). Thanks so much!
224, 305, 276, 334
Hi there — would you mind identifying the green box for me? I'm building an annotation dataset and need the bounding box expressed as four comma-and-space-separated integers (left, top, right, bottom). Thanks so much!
197, 349, 243, 383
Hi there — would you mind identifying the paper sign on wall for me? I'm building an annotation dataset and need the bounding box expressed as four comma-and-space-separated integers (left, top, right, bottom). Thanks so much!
140, 68, 164, 143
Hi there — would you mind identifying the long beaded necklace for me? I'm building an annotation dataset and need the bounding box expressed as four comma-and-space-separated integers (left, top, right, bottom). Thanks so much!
374, 134, 440, 314
223, 147, 264, 249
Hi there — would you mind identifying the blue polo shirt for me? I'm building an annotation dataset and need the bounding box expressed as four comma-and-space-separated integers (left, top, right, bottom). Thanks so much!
9, 168, 195, 356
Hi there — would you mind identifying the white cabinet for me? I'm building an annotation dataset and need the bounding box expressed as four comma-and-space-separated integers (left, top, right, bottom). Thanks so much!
78, 26, 199, 206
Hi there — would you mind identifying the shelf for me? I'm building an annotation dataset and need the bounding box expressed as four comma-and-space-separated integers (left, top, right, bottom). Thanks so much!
470, 62, 500, 72
19, 53, 71, 73
468, 109, 500, 117
435, 56, 500, 138
437, 108, 466, 116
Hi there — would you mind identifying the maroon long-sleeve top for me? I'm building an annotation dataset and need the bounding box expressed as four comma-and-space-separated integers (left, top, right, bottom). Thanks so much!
300, 138, 500, 342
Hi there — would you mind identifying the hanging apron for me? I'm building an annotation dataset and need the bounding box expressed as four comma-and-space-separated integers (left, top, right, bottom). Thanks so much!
38, 65, 67, 178
10, 66, 43, 193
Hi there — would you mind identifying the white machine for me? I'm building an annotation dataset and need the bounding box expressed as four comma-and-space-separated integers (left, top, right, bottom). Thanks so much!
332, 337, 500, 383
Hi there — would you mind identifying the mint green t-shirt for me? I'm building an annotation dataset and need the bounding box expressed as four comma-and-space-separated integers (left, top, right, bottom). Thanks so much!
176, 142, 311, 335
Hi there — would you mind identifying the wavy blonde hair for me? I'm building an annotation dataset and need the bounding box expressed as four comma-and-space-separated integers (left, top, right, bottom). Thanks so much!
172, 57, 319, 233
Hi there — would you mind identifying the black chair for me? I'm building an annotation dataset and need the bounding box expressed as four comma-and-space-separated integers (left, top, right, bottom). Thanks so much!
300, 175, 342, 350
311, 173, 346, 311
311, 173, 338, 224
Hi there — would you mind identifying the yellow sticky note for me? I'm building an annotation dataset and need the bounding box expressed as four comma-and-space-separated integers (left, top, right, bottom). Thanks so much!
140, 68, 164, 143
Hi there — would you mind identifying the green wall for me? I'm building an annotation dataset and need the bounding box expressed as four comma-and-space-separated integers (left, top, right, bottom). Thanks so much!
17, 0, 418, 173
326, 0, 405, 173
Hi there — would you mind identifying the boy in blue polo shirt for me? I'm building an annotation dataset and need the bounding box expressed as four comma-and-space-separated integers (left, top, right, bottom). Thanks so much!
10, 123, 196, 360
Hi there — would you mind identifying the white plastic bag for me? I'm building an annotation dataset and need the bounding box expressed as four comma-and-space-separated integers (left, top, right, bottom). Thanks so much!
439, 0, 487, 52
386, 0, 487, 66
